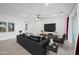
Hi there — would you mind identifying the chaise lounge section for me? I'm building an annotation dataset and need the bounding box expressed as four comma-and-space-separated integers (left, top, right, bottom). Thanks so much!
17, 34, 50, 55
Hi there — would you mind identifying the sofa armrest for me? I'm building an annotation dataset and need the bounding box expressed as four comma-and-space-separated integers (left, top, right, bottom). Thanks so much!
38, 38, 49, 47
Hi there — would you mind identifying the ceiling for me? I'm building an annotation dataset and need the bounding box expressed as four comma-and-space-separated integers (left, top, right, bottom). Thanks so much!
0, 3, 75, 21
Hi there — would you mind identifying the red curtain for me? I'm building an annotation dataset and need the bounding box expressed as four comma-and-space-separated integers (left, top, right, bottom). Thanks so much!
66, 17, 69, 40
75, 34, 79, 55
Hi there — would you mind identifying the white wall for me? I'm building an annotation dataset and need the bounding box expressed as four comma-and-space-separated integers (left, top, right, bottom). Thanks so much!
0, 14, 66, 41
27, 20, 44, 35
27, 16, 66, 35
0, 15, 26, 41
0, 14, 67, 41
43, 16, 66, 35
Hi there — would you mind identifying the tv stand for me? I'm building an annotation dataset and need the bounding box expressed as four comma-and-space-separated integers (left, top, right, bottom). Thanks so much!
40, 33, 48, 37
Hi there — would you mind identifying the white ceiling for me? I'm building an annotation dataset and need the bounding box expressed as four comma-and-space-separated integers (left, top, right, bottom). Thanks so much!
0, 3, 75, 21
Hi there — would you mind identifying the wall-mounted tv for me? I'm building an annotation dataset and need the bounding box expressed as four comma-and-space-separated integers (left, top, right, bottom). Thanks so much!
44, 23, 56, 32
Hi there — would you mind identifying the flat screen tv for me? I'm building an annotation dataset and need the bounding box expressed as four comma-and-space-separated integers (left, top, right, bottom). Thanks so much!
44, 23, 56, 32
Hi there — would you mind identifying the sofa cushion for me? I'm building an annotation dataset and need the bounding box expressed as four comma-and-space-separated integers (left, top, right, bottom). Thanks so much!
21, 33, 30, 39
30, 35, 41, 39
30, 36, 40, 42
38, 38, 49, 47
30, 35, 45, 40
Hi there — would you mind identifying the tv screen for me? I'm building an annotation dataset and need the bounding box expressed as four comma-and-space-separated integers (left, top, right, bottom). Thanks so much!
44, 23, 56, 32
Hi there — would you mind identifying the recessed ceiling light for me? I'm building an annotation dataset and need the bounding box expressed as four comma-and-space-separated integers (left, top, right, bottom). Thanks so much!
60, 11, 63, 14
53, 14, 57, 17
59, 11, 65, 15
21, 14, 27, 17
46, 3, 48, 6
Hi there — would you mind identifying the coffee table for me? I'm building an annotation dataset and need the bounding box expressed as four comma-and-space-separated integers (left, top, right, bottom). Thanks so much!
47, 42, 59, 54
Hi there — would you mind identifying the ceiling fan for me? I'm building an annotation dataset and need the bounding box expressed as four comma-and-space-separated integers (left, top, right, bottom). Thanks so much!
36, 14, 46, 20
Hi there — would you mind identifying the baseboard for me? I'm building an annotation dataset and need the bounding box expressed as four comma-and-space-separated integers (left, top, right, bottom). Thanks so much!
0, 38, 16, 41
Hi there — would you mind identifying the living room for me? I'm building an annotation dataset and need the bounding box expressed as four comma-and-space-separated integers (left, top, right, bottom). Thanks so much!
0, 3, 78, 55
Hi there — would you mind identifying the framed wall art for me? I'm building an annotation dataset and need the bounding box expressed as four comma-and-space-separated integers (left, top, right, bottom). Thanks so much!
0, 22, 7, 32
8, 23, 14, 32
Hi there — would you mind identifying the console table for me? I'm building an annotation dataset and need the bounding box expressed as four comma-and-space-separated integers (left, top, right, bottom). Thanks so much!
40, 33, 48, 37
